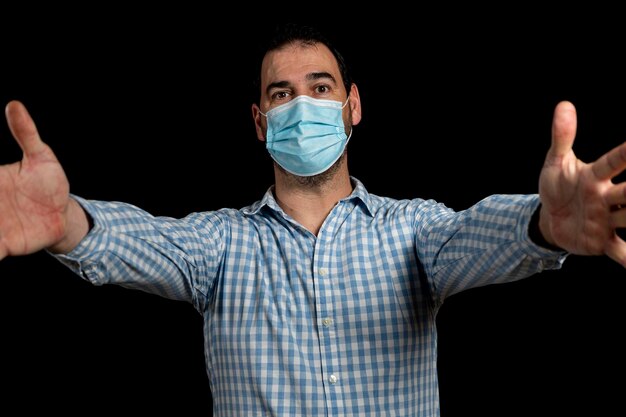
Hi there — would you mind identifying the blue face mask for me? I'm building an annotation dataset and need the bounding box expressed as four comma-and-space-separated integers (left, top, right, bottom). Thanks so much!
260, 95, 352, 177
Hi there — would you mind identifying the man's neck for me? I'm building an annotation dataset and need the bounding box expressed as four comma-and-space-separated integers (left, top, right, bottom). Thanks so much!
273, 165, 353, 236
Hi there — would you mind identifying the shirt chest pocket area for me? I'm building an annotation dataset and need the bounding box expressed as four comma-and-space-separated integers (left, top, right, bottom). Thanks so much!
336, 254, 416, 326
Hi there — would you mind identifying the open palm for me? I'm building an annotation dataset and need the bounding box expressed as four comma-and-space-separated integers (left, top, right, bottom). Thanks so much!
539, 101, 626, 267
0, 100, 69, 260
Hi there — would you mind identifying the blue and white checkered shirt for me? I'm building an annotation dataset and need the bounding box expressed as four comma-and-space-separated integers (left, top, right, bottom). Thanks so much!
54, 177, 567, 416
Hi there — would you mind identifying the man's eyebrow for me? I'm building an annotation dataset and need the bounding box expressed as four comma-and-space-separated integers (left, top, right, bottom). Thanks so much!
265, 72, 337, 96
306, 72, 336, 84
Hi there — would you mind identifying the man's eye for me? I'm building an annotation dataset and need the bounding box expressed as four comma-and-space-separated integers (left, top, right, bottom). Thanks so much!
316, 86, 329, 93
272, 91, 289, 100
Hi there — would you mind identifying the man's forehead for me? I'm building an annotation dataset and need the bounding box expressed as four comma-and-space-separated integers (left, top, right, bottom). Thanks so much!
261, 43, 340, 86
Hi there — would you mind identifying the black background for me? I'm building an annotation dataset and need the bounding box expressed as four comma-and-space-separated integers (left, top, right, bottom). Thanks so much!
1, 14, 626, 416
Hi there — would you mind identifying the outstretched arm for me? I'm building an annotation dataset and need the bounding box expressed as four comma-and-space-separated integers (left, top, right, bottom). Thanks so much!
538, 100, 626, 267
0, 100, 89, 260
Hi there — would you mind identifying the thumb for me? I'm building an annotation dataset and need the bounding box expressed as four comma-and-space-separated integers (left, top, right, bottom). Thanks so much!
5, 100, 47, 158
549, 100, 577, 159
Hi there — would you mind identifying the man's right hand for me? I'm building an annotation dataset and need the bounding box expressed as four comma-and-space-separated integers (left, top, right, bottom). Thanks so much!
0, 100, 88, 260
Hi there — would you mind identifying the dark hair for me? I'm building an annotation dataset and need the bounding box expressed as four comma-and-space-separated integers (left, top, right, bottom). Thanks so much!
253, 23, 352, 100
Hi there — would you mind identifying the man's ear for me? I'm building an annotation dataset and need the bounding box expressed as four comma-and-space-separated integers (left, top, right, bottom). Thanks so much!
251, 104, 266, 142
348, 83, 362, 126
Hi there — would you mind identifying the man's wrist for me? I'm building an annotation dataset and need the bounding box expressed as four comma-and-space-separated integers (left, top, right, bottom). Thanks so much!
529, 204, 562, 251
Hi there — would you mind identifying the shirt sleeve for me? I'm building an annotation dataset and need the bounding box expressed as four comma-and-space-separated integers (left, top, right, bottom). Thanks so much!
417, 193, 569, 302
50, 195, 224, 309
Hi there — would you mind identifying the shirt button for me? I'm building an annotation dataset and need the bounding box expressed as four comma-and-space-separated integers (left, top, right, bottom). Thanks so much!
319, 268, 327, 276
329, 374, 338, 385
322, 318, 333, 327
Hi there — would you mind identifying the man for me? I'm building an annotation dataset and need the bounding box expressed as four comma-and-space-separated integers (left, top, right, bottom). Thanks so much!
1, 24, 625, 416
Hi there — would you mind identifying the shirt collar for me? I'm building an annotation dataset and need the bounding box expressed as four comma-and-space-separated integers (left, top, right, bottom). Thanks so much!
242, 176, 374, 217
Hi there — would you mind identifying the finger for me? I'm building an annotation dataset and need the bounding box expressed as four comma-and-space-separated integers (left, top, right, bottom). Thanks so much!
548, 100, 577, 160
591, 141, 626, 181
604, 181, 626, 208
5, 100, 47, 158
610, 208, 626, 229
604, 237, 626, 268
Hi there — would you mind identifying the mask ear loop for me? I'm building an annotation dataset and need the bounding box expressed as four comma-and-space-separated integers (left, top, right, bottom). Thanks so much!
257, 108, 268, 142
343, 95, 352, 144
342, 95, 350, 109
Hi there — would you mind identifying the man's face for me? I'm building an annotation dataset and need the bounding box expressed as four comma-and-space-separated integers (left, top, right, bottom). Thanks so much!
251, 40, 361, 184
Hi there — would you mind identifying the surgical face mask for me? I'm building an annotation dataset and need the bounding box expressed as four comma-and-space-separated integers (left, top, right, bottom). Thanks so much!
260, 95, 352, 177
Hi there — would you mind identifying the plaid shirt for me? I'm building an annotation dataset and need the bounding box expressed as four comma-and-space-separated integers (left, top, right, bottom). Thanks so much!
54, 177, 567, 416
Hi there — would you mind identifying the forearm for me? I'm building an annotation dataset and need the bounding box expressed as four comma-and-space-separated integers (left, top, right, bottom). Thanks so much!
47, 197, 91, 254
424, 194, 567, 299
49, 196, 217, 303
